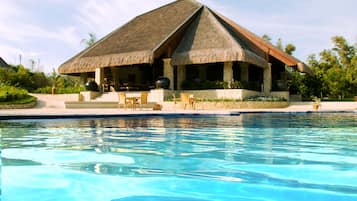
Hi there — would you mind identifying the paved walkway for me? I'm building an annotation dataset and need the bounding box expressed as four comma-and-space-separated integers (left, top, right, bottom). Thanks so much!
0, 94, 356, 118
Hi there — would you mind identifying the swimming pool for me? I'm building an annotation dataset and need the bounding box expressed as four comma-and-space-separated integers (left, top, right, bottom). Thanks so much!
1, 113, 357, 201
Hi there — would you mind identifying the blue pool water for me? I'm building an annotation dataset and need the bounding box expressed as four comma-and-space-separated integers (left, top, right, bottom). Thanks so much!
1, 113, 357, 201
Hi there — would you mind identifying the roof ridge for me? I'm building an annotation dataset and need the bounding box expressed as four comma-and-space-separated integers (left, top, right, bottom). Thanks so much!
153, 4, 204, 53
135, 0, 201, 20
205, 7, 268, 68
204, 7, 244, 56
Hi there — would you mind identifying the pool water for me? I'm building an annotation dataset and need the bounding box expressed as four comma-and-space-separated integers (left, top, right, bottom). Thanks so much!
1, 113, 357, 201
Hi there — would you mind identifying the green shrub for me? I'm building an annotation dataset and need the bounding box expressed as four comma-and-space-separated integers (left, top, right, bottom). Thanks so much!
181, 80, 246, 90
181, 80, 228, 90
0, 86, 29, 102
34, 86, 52, 94
0, 95, 36, 105
230, 80, 244, 89
55, 86, 85, 94
244, 96, 287, 102
34, 86, 85, 94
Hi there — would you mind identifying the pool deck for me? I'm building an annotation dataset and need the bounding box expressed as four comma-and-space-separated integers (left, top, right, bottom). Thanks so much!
0, 94, 356, 119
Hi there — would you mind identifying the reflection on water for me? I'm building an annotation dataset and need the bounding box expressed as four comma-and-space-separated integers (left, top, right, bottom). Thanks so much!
1, 113, 356, 129
1, 113, 357, 201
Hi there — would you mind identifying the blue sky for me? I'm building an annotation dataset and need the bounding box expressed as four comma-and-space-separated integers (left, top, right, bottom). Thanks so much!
0, 0, 356, 73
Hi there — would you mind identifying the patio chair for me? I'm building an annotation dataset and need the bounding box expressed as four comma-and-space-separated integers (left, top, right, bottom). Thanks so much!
136, 92, 149, 109
118, 92, 128, 109
180, 93, 195, 110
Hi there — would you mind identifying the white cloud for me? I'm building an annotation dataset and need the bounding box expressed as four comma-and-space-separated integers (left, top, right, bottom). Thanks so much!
0, 44, 42, 67
75, 0, 173, 37
0, 45, 24, 64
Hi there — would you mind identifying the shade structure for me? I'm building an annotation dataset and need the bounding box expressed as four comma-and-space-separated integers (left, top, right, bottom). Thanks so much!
59, 0, 312, 75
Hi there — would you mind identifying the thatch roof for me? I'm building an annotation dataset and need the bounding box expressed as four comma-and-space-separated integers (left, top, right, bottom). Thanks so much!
59, 0, 312, 74
59, 0, 202, 74
0, 57, 10, 68
172, 7, 268, 68
215, 12, 313, 74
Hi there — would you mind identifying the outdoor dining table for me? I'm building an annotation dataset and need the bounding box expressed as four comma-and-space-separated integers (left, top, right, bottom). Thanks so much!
125, 96, 140, 110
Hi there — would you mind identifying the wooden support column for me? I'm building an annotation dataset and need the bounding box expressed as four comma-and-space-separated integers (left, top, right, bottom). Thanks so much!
163, 58, 174, 90
177, 65, 186, 90
264, 63, 272, 94
240, 63, 249, 82
223, 62, 233, 82
95, 67, 104, 92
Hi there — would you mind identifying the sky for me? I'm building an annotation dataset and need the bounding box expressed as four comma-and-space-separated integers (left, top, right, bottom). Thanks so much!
0, 0, 356, 73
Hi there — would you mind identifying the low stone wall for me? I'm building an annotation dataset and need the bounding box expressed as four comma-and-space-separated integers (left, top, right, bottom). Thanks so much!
65, 101, 118, 109
149, 89, 173, 103
0, 100, 37, 109
181, 89, 261, 100
148, 89, 289, 105
65, 101, 155, 109
80, 91, 100, 101
162, 101, 289, 110
270, 91, 290, 101
290, 94, 302, 101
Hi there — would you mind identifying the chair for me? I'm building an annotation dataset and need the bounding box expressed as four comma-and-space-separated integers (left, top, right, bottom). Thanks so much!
136, 92, 149, 109
118, 92, 128, 109
181, 93, 195, 110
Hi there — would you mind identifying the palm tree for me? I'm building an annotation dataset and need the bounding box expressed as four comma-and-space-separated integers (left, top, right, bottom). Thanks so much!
81, 33, 97, 48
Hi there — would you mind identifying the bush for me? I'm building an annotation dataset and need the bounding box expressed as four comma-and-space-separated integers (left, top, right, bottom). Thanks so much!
0, 85, 29, 102
0, 95, 36, 105
244, 96, 287, 102
34, 86, 85, 94
55, 86, 85, 94
34, 86, 52, 94
181, 80, 227, 90
180, 79, 248, 90
230, 80, 244, 89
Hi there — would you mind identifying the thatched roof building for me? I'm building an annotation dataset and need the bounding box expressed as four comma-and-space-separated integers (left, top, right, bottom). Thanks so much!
59, 0, 312, 94
59, 0, 311, 74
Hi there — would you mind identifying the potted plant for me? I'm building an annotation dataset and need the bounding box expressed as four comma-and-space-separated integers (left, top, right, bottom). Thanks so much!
312, 96, 321, 110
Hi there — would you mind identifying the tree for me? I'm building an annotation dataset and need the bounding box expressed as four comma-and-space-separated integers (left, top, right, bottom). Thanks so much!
50, 68, 59, 87
29, 59, 36, 72
288, 68, 324, 99
262, 34, 272, 43
285, 44, 296, 55
262, 34, 296, 55
81, 32, 97, 48
32, 72, 49, 89
308, 36, 357, 98
276, 38, 283, 50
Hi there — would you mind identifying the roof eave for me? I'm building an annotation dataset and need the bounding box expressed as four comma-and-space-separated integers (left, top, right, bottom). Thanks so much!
58, 51, 153, 74
214, 11, 313, 73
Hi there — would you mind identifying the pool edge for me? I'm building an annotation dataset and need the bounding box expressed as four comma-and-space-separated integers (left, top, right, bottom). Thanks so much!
0, 110, 356, 120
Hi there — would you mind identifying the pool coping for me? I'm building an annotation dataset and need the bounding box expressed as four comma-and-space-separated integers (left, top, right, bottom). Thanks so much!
1, 110, 356, 120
